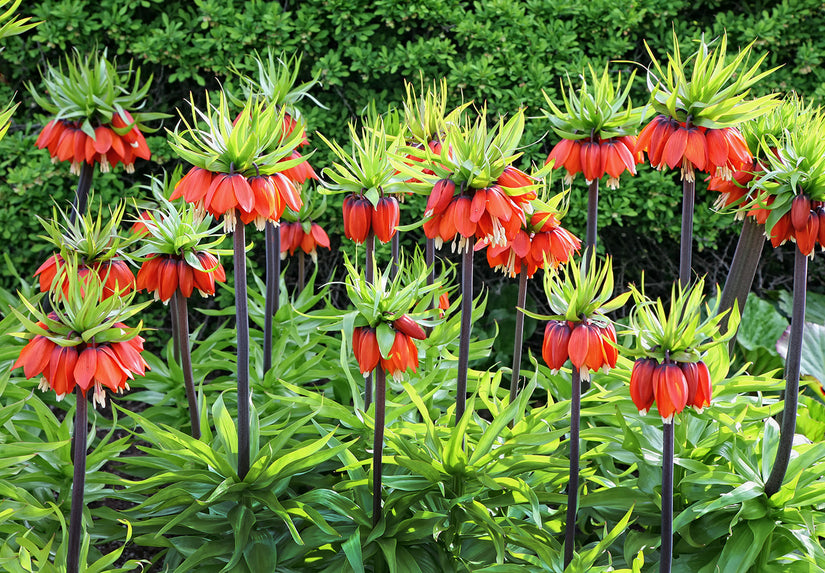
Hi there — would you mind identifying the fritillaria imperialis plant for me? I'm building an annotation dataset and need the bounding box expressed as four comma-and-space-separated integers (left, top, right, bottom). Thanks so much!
627, 278, 737, 572
168, 91, 305, 478
637, 33, 778, 285
543, 63, 645, 251
29, 50, 164, 220
35, 202, 136, 300
400, 108, 537, 423
342, 254, 440, 526
11, 257, 149, 573
746, 110, 825, 497
232, 50, 321, 373
527, 253, 628, 567
133, 182, 227, 439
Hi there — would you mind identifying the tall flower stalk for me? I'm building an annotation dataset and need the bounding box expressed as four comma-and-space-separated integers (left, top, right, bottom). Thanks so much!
342, 255, 439, 525
232, 51, 321, 373
11, 256, 149, 573
745, 111, 825, 496
132, 179, 227, 438
526, 253, 627, 566
279, 183, 330, 295
627, 279, 737, 571
543, 63, 646, 258
168, 91, 304, 478
400, 109, 536, 422
29, 50, 164, 221
321, 119, 407, 407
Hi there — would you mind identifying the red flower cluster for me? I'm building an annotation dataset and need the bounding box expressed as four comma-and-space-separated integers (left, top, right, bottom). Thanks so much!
542, 319, 618, 381
635, 115, 751, 182
765, 194, 825, 255
136, 252, 226, 302
170, 168, 302, 232
707, 162, 759, 212
342, 195, 400, 244
36, 254, 135, 300
423, 167, 536, 252
351, 316, 426, 380
13, 321, 148, 407
546, 136, 642, 188
279, 221, 331, 261
35, 112, 151, 174
484, 211, 581, 278
630, 358, 711, 422
404, 140, 443, 183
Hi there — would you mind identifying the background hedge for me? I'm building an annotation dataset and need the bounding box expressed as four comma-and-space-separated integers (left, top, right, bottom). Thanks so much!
1, 0, 823, 320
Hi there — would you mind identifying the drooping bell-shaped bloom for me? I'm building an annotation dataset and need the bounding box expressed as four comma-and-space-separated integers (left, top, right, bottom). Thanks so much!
629, 358, 657, 416
35, 254, 135, 300
352, 326, 380, 376
541, 319, 617, 381
380, 331, 420, 381
136, 251, 226, 302
279, 221, 331, 263
547, 136, 641, 189
372, 196, 400, 244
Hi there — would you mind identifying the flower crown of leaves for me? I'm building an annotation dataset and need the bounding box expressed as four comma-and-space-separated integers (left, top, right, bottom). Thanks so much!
130, 173, 227, 267
401, 77, 468, 143
542, 63, 647, 140
320, 117, 408, 205
522, 253, 629, 323
38, 201, 136, 264
167, 90, 306, 177
231, 49, 325, 114
739, 93, 813, 162
398, 107, 529, 194
626, 277, 738, 363
27, 49, 166, 136
11, 254, 150, 347
644, 32, 779, 128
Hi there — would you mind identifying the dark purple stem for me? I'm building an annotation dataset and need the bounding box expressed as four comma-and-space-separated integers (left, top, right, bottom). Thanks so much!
660, 421, 674, 573
765, 248, 807, 496
174, 289, 200, 439
456, 245, 473, 423
234, 215, 250, 478
70, 161, 93, 225
585, 177, 599, 257
67, 388, 88, 573
264, 221, 278, 373
564, 368, 581, 568
390, 232, 400, 279
372, 367, 386, 526
298, 250, 306, 293
365, 232, 375, 409
720, 217, 765, 347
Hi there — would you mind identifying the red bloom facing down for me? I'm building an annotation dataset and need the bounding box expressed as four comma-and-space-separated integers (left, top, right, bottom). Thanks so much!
343, 194, 400, 245
424, 167, 536, 252
380, 331, 419, 381
12, 323, 149, 407
170, 167, 302, 232
484, 211, 581, 278
279, 221, 331, 262
35, 114, 151, 175
635, 115, 751, 182
630, 358, 709, 422
546, 136, 642, 188
36, 254, 135, 300
541, 319, 617, 380
352, 326, 380, 376
136, 252, 226, 302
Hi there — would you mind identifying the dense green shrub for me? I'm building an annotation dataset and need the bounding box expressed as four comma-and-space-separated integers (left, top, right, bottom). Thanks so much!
2, 0, 824, 294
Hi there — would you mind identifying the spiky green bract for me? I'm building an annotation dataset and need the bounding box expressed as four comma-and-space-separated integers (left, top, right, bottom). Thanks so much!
130, 175, 227, 268
27, 50, 165, 138
11, 254, 149, 348
542, 63, 646, 140
167, 90, 306, 176
400, 77, 467, 144
749, 108, 825, 234
523, 252, 629, 324
627, 277, 739, 364
341, 252, 442, 357
0, 0, 38, 40
38, 201, 137, 265
644, 33, 779, 128
739, 94, 813, 162
232, 50, 324, 112
320, 118, 407, 207
398, 108, 531, 196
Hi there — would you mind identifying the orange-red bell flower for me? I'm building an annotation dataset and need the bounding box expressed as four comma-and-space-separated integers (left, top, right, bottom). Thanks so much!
652, 362, 688, 423
36, 254, 135, 300
630, 358, 657, 415
279, 221, 330, 262
136, 252, 226, 302
352, 326, 380, 376
546, 136, 641, 188
541, 319, 616, 380
372, 196, 400, 243
380, 331, 419, 381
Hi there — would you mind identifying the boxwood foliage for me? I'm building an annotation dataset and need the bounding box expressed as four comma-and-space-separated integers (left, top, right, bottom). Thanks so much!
1, 0, 823, 295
